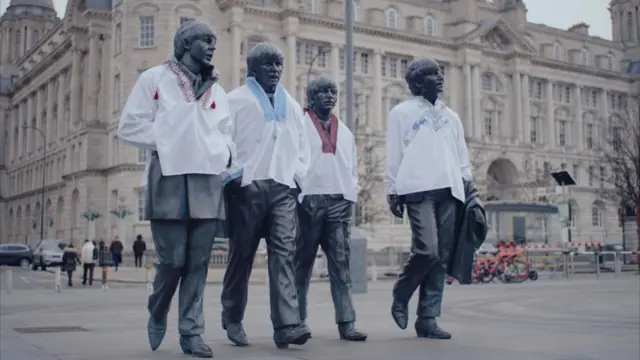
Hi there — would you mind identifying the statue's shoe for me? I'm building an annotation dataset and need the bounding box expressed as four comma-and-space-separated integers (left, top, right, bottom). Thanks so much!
180, 335, 213, 358
224, 321, 249, 347
273, 324, 311, 349
338, 322, 368, 341
147, 316, 167, 351
415, 318, 452, 340
391, 300, 409, 330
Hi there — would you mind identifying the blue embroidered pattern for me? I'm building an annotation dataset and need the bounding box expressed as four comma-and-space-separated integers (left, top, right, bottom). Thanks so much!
246, 77, 287, 122
410, 100, 450, 132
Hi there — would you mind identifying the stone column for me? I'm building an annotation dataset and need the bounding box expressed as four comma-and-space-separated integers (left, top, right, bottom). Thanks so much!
448, 65, 459, 115
57, 74, 66, 139
17, 104, 23, 159
575, 85, 583, 149
46, 80, 55, 146
372, 49, 383, 132
1, 28, 9, 63
521, 73, 530, 143
86, 31, 101, 123
100, 35, 112, 124
70, 49, 83, 126
471, 64, 482, 139
26, 95, 34, 154
513, 72, 522, 143
283, 16, 299, 94
229, 8, 243, 89
546, 80, 554, 147
463, 63, 473, 138
8, 107, 15, 162
36, 88, 45, 151
330, 44, 340, 113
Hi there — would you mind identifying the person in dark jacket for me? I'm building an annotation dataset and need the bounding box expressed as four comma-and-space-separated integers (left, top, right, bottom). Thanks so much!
61, 244, 80, 287
133, 235, 147, 268
110, 236, 124, 271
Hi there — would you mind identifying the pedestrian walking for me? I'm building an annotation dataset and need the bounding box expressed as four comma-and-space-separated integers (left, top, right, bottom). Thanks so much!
61, 244, 80, 287
110, 236, 123, 271
133, 234, 147, 268
81, 240, 96, 285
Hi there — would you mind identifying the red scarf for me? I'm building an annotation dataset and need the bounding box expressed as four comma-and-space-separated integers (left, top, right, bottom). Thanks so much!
305, 108, 338, 154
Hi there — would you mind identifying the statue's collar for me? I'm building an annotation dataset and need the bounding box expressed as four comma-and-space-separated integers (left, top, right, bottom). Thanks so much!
168, 55, 217, 82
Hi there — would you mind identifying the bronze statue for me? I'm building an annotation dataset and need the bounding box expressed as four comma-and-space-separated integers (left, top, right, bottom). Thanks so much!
118, 20, 234, 358
220, 42, 312, 349
294, 76, 367, 342
384, 58, 474, 340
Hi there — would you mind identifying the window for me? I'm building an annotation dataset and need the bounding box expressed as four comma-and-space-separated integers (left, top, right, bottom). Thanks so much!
304, 44, 314, 65
137, 188, 146, 221
180, 16, 195, 25
483, 110, 493, 136
591, 205, 602, 227
113, 75, 120, 111
599, 166, 605, 182
33, 30, 39, 45
339, 49, 345, 70
564, 86, 571, 103
606, 55, 613, 70
139, 16, 155, 47
425, 16, 436, 36
481, 73, 493, 91
627, 12, 633, 40
389, 56, 397, 77
400, 59, 409, 76
386, 8, 398, 29
591, 90, 597, 107
114, 23, 122, 54
581, 48, 591, 65
530, 116, 537, 143
247, 38, 261, 55
553, 43, 563, 60
535, 81, 542, 99
381, 56, 387, 76
612, 126, 622, 153
585, 123, 593, 149
572, 164, 579, 183
303, 0, 315, 13
137, 149, 148, 164
360, 52, 369, 73
14, 30, 21, 58
558, 120, 567, 146
588, 166, 594, 186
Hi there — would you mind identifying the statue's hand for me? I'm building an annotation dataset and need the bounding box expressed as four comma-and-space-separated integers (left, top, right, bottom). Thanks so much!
387, 195, 404, 219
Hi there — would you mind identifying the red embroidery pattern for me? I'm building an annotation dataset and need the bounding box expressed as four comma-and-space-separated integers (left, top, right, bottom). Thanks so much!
153, 91, 158, 100
210, 101, 216, 109
304, 108, 338, 154
164, 60, 195, 102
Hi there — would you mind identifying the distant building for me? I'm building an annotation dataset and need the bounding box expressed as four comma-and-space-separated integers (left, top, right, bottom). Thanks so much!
1, 0, 638, 248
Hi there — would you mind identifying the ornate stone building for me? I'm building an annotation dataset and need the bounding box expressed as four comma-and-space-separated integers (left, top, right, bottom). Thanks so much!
1, 0, 638, 249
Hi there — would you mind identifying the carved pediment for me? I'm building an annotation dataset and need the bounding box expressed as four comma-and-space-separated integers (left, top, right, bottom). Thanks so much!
463, 16, 537, 55
481, 29, 513, 51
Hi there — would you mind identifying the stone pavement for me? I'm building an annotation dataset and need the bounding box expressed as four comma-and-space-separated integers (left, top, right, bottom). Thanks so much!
1, 274, 639, 360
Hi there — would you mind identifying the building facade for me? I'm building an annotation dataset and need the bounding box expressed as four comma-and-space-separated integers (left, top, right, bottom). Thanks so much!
1, 0, 638, 249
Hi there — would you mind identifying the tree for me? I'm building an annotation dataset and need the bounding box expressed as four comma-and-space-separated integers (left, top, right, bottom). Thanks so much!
596, 95, 639, 243
354, 132, 387, 227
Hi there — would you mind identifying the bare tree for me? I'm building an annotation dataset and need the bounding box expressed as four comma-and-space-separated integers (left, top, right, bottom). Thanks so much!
594, 95, 639, 242
354, 132, 387, 227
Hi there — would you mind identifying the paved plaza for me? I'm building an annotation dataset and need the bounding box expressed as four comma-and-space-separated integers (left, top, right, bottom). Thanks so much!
1, 273, 639, 360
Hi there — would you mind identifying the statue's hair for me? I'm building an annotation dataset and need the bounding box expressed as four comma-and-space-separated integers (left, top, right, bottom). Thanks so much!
173, 20, 217, 60
246, 42, 284, 77
405, 58, 440, 96
306, 77, 337, 108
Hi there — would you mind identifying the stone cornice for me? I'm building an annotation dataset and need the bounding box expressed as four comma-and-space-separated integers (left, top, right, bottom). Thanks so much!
526, 22, 622, 49
103, 164, 145, 176
10, 38, 72, 96
16, 22, 64, 68
531, 58, 633, 82
5, 181, 66, 203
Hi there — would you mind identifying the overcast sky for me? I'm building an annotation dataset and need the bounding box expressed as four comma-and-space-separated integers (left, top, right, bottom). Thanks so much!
2, 0, 614, 40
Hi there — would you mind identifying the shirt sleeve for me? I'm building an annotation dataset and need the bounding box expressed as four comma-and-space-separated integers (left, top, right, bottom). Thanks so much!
117, 71, 158, 150
384, 108, 403, 195
293, 105, 311, 189
455, 114, 473, 181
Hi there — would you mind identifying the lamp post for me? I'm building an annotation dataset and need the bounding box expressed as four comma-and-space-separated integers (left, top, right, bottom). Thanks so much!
82, 204, 102, 242
109, 196, 133, 249
22, 125, 47, 242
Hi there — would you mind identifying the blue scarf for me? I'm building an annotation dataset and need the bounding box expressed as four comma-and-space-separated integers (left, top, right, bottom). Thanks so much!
246, 77, 287, 121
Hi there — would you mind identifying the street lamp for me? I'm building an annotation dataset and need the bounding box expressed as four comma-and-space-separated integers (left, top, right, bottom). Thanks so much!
109, 196, 133, 247
22, 125, 47, 242
83, 203, 102, 242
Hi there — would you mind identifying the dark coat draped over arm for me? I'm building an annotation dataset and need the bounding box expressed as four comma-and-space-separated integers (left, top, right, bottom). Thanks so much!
447, 179, 489, 284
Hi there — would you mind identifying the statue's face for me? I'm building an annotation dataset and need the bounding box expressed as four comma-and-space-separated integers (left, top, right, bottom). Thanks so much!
413, 59, 444, 97
186, 26, 216, 65
253, 53, 283, 93
310, 80, 337, 114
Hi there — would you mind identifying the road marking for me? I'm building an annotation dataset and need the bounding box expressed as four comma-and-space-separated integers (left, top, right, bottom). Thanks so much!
19, 276, 51, 284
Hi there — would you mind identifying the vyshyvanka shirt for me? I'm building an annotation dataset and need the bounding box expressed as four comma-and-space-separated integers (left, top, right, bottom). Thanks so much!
224, 77, 311, 189
385, 97, 472, 203
117, 58, 235, 187
298, 109, 358, 203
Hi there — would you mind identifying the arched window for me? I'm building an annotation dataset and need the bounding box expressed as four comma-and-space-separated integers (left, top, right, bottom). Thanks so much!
386, 8, 398, 29
606, 55, 614, 70
425, 16, 436, 36
553, 43, 563, 60
591, 203, 602, 227
581, 48, 591, 65
302, 0, 315, 13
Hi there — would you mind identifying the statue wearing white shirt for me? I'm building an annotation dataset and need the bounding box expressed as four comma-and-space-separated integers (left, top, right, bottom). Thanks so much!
220, 42, 312, 349
117, 21, 234, 358
385, 58, 473, 340
294, 77, 367, 342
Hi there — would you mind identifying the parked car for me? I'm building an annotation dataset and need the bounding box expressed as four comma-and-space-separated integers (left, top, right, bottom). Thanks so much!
0, 244, 33, 268
31, 240, 67, 271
